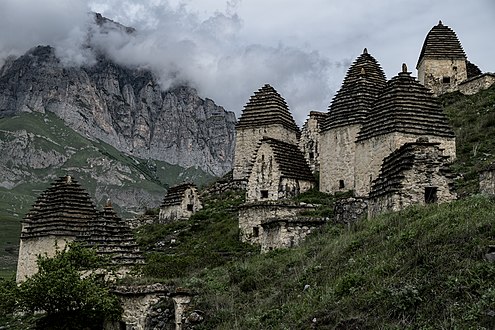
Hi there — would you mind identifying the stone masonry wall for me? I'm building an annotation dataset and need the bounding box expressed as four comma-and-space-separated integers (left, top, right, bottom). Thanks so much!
246, 143, 280, 202
354, 132, 456, 197
319, 124, 360, 194
16, 236, 72, 282
299, 113, 323, 173
238, 202, 316, 245
260, 217, 326, 253
334, 197, 368, 226
480, 169, 495, 195
459, 74, 495, 95
417, 58, 467, 95
368, 161, 456, 218
233, 124, 298, 181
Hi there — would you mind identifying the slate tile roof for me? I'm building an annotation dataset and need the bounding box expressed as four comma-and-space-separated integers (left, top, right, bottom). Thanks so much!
236, 84, 300, 136
322, 49, 386, 131
21, 175, 143, 266
357, 65, 455, 141
369, 140, 454, 198
252, 137, 315, 182
416, 21, 466, 68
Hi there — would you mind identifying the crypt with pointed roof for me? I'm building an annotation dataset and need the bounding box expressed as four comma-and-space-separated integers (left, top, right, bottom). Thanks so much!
233, 84, 301, 181
319, 48, 386, 194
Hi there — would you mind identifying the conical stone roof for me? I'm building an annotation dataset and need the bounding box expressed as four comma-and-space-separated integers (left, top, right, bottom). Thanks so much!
249, 137, 315, 182
80, 202, 144, 266
236, 84, 300, 136
21, 175, 143, 266
21, 175, 98, 238
322, 49, 386, 131
416, 21, 466, 68
357, 65, 455, 142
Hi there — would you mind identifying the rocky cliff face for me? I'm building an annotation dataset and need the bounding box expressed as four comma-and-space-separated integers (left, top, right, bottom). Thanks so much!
0, 45, 236, 176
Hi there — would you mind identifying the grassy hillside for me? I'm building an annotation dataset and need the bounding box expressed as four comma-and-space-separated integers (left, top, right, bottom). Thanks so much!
178, 195, 495, 329
442, 84, 495, 196
125, 87, 495, 328
0, 112, 214, 278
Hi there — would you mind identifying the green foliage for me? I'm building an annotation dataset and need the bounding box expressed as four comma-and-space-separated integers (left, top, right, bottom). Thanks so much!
441, 85, 495, 196
181, 196, 495, 329
14, 244, 122, 329
135, 190, 257, 281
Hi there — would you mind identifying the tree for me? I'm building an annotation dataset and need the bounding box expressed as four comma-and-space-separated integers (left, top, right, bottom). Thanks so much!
17, 243, 122, 329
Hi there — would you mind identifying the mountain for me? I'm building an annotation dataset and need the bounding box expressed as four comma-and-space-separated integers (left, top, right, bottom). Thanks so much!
0, 45, 236, 176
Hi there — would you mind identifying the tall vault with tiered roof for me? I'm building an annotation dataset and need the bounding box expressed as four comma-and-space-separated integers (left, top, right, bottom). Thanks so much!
17, 175, 143, 282
320, 49, 386, 194
417, 21, 469, 95
233, 84, 301, 181
354, 65, 456, 196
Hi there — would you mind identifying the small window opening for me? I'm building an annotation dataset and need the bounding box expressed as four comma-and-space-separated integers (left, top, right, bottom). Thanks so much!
453, 66, 458, 71
187, 204, 194, 211
425, 187, 438, 204
309, 152, 315, 160
261, 190, 269, 199
339, 180, 345, 189
253, 227, 259, 237
442, 76, 451, 84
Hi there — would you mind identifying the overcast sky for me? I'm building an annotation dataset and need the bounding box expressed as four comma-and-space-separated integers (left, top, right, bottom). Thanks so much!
0, 0, 494, 124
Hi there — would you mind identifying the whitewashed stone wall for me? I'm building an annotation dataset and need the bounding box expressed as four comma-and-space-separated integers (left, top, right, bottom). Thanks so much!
238, 202, 316, 245
417, 58, 467, 95
16, 236, 72, 282
459, 74, 495, 95
260, 217, 326, 253
233, 124, 298, 181
354, 133, 456, 197
319, 125, 361, 194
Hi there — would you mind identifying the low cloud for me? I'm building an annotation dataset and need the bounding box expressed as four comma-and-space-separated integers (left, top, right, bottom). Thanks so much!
0, 0, 338, 123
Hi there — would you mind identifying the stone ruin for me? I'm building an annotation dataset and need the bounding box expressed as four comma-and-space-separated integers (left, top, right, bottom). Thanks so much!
16, 175, 143, 282
417, 21, 494, 96
233, 84, 301, 181
234, 21, 491, 251
234, 84, 320, 250
368, 139, 456, 218
158, 183, 202, 223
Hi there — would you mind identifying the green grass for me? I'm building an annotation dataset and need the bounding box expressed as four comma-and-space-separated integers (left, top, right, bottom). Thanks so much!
0, 111, 215, 277
442, 84, 495, 196
133, 190, 258, 281
178, 195, 495, 329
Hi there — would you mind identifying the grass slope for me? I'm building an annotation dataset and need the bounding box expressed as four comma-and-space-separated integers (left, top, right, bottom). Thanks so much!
442, 84, 495, 196
0, 112, 213, 278
181, 195, 495, 329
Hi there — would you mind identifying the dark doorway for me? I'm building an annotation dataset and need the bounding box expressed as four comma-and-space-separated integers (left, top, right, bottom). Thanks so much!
425, 187, 438, 204
442, 76, 451, 84
187, 204, 194, 211
261, 190, 269, 199
339, 180, 345, 189
253, 227, 259, 237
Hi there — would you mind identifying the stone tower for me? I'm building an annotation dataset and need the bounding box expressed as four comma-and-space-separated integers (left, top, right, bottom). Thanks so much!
319, 49, 386, 194
354, 64, 456, 196
416, 21, 468, 95
17, 175, 142, 282
233, 84, 300, 181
